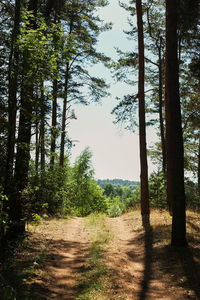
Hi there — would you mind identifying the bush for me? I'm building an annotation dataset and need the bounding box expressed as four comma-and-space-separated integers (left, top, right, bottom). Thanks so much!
106, 196, 125, 217
185, 180, 200, 210
27, 148, 108, 218
149, 172, 167, 209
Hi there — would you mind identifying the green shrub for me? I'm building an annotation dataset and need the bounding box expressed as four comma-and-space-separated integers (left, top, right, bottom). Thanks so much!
149, 171, 167, 209
106, 196, 125, 217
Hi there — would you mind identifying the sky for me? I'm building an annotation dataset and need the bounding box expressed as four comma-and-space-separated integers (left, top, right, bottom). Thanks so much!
68, 0, 158, 181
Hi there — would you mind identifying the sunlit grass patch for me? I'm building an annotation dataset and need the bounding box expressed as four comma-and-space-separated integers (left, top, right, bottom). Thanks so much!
150, 209, 171, 245
77, 213, 114, 300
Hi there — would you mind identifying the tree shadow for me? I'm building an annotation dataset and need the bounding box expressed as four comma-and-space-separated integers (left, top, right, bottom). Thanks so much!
152, 220, 200, 299
126, 218, 200, 299
138, 225, 153, 300
0, 233, 89, 300
179, 246, 200, 298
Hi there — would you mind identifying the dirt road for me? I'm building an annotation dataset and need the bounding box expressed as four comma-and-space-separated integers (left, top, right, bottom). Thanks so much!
31, 218, 90, 299
29, 212, 199, 300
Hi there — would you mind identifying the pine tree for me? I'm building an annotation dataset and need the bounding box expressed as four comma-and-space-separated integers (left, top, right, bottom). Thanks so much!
165, 0, 187, 247
136, 0, 150, 226
4, 0, 21, 197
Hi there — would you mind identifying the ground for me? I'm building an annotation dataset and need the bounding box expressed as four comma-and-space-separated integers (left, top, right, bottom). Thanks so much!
1, 210, 200, 299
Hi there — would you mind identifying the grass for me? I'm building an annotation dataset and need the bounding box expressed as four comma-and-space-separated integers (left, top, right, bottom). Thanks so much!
0, 223, 50, 300
76, 213, 114, 300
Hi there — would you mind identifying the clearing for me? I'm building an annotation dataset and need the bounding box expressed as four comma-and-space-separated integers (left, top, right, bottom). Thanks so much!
1, 210, 200, 299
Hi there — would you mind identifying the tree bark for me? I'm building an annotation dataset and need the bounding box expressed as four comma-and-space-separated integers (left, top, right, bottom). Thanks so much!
4, 0, 21, 196
198, 133, 200, 198
50, 2, 61, 169
35, 106, 39, 173
40, 81, 45, 173
59, 63, 69, 167
165, 0, 187, 247
158, 41, 166, 175
136, 0, 150, 227
7, 0, 38, 239
59, 18, 74, 167
50, 78, 58, 168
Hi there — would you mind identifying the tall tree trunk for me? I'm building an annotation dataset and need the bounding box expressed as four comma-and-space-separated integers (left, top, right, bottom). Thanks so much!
146, 7, 166, 177
198, 133, 200, 199
50, 78, 58, 168
60, 19, 73, 167
158, 41, 166, 175
7, 0, 38, 239
165, 0, 187, 247
136, 0, 150, 227
35, 106, 39, 173
59, 63, 69, 167
4, 0, 21, 196
40, 81, 45, 173
50, 2, 61, 169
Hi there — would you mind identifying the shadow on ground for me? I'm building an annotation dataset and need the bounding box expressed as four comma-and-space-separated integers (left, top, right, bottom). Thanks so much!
105, 214, 200, 300
1, 213, 200, 300
0, 233, 89, 300
136, 219, 200, 299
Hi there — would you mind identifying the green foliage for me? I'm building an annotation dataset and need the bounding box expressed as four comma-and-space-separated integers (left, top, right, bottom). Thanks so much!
106, 196, 125, 217
26, 147, 143, 219
0, 193, 8, 225
102, 182, 140, 216
96, 180, 140, 217
103, 183, 116, 198
72, 148, 107, 216
149, 171, 167, 209
185, 180, 200, 211
126, 185, 141, 208
27, 159, 73, 217
18, 11, 60, 83
31, 213, 43, 225
0, 193, 8, 243
27, 148, 108, 218
97, 178, 139, 190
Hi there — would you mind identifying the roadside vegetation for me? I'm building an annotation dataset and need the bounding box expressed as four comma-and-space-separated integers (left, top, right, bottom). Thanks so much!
76, 213, 113, 300
11, 147, 198, 223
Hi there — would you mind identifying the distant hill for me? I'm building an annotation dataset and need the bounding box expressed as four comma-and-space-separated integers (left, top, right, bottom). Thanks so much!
96, 179, 140, 190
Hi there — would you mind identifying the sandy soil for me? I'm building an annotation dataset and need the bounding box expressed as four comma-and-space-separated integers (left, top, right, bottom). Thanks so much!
105, 214, 188, 299
29, 212, 200, 300
30, 217, 90, 299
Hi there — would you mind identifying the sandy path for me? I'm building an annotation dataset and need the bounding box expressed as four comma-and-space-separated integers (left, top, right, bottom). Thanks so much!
33, 217, 90, 300
105, 213, 190, 300
30, 214, 198, 300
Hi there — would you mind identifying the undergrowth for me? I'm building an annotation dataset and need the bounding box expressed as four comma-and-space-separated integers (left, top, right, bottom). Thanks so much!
0, 228, 49, 299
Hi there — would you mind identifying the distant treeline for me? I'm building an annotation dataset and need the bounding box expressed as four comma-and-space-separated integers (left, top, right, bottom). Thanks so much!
96, 179, 140, 190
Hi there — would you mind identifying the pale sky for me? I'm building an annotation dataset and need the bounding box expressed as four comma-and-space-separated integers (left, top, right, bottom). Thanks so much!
68, 0, 158, 181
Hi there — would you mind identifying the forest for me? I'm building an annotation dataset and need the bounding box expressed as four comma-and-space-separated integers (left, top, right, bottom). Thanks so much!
97, 179, 139, 190
0, 0, 200, 299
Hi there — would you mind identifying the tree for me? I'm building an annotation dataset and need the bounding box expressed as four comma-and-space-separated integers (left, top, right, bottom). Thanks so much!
145, 0, 166, 175
7, 0, 39, 238
58, 0, 110, 167
50, 0, 62, 169
73, 147, 95, 216
4, 0, 21, 197
165, 0, 187, 246
136, 0, 150, 226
